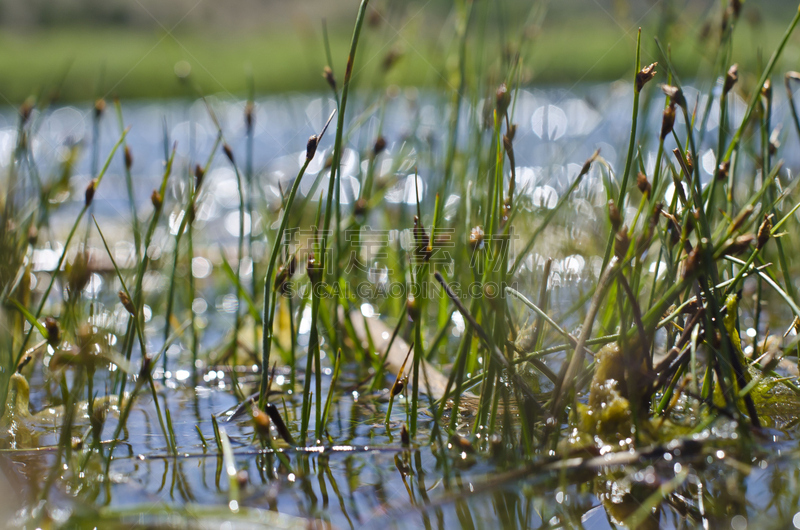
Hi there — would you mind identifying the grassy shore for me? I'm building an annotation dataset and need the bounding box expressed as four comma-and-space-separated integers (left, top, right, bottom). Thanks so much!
0, 16, 796, 102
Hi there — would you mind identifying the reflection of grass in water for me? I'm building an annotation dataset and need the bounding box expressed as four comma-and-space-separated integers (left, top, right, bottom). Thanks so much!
5, 0, 800, 528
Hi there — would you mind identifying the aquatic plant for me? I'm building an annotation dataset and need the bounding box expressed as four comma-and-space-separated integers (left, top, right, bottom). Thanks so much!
5, 0, 800, 528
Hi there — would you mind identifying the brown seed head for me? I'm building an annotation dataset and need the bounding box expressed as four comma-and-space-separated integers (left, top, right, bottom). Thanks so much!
684, 150, 694, 176
373, 135, 387, 155
724, 234, 755, 256
503, 133, 513, 154
614, 228, 631, 259
724, 64, 739, 95
682, 246, 702, 280
391, 378, 405, 397
124, 145, 133, 170
469, 226, 484, 249
608, 200, 621, 231
194, 164, 205, 190
496, 83, 511, 117
138, 355, 152, 384
307, 252, 323, 285
354, 197, 368, 217
27, 225, 38, 245
762, 79, 773, 101
223, 143, 235, 164
252, 407, 271, 439
151, 189, 163, 209
717, 160, 730, 181
660, 84, 686, 109
660, 102, 676, 140
635, 63, 658, 92
756, 214, 772, 250
94, 98, 106, 117
636, 172, 651, 196
306, 135, 319, 161
118, 290, 136, 316
274, 255, 298, 290
322, 66, 336, 92
20, 98, 34, 124
382, 48, 402, 72
85, 179, 97, 207
400, 424, 410, 446
45, 317, 60, 346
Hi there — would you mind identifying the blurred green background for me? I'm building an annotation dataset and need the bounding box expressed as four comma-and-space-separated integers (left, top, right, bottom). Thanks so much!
0, 0, 798, 102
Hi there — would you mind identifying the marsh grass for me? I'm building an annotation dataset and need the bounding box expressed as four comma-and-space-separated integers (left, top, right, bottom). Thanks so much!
5, 0, 800, 528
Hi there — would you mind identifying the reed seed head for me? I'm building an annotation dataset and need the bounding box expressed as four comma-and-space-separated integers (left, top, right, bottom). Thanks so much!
724, 64, 739, 95
400, 424, 410, 446
27, 225, 38, 245
118, 290, 136, 316
660, 102, 676, 140
306, 135, 320, 161
635, 63, 658, 92
614, 227, 630, 259
756, 214, 772, 250
354, 197, 368, 217
307, 252, 323, 285
503, 133, 513, 154
382, 48, 402, 72
123, 145, 133, 171
274, 255, 298, 290
373, 135, 387, 155
194, 164, 205, 190
322, 66, 336, 92
94, 98, 106, 118
223, 143, 235, 164
252, 407, 271, 439
20, 98, 34, 124
682, 246, 702, 280
684, 150, 694, 176
496, 83, 511, 117
636, 172, 651, 196
45, 317, 60, 346
68, 251, 91, 294
724, 234, 755, 256
762, 79, 772, 101
391, 378, 405, 397
660, 84, 686, 109
469, 226, 485, 249
717, 160, 730, 181
138, 355, 152, 384
85, 179, 97, 207
151, 189, 163, 209
608, 200, 621, 231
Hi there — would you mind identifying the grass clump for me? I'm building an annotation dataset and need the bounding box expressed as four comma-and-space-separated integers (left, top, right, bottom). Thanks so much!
4, 0, 800, 528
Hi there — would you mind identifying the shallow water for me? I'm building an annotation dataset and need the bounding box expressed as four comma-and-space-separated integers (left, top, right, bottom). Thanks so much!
5, 83, 800, 528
